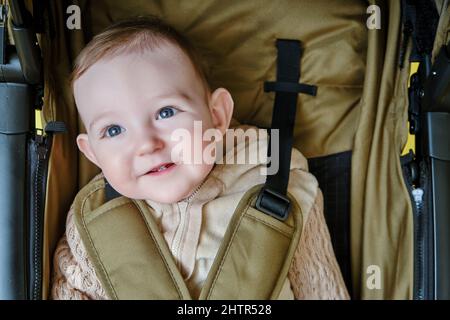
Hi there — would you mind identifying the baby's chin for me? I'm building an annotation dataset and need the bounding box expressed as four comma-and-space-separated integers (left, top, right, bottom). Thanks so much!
119, 183, 199, 203
142, 181, 206, 203
108, 163, 215, 203
117, 188, 183, 203
144, 192, 187, 204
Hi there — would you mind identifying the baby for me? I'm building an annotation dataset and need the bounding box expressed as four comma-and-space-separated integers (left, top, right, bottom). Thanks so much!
51, 16, 349, 300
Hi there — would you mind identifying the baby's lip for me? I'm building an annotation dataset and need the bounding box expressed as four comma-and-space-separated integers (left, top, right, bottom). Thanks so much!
146, 162, 175, 174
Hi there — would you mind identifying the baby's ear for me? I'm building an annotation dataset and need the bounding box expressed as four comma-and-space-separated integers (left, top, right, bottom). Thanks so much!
209, 88, 234, 136
76, 133, 100, 167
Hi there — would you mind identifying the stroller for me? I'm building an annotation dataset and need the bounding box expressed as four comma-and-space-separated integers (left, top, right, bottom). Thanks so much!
0, 0, 449, 300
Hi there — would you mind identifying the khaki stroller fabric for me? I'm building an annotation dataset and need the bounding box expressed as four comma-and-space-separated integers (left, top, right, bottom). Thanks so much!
351, 1, 412, 299
40, 0, 448, 299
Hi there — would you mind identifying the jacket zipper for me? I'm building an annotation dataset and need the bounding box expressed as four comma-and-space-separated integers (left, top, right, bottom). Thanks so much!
171, 181, 205, 269
172, 201, 189, 268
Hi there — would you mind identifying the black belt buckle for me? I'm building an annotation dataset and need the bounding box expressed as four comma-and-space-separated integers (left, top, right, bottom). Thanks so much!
256, 187, 291, 221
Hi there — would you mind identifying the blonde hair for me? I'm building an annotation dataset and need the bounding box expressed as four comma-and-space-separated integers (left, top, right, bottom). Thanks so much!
70, 16, 210, 92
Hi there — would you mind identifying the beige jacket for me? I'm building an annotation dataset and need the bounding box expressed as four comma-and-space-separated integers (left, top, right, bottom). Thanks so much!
51, 124, 349, 300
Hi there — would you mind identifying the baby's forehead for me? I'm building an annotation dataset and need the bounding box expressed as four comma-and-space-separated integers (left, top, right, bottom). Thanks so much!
78, 44, 190, 81
77, 71, 200, 111
116, 41, 192, 68
73, 41, 208, 120
86, 45, 195, 86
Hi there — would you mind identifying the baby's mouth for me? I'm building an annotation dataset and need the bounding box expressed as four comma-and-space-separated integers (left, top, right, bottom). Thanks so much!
146, 162, 176, 175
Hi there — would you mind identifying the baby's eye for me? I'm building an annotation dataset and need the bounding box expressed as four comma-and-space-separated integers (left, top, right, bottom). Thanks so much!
104, 125, 125, 138
156, 106, 178, 120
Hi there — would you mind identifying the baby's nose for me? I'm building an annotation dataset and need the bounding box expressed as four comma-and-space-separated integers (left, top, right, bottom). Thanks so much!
135, 133, 164, 156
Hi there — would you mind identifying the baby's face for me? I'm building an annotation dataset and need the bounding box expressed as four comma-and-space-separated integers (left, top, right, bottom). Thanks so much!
74, 43, 232, 203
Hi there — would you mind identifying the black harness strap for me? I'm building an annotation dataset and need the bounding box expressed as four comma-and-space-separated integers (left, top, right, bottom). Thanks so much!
256, 39, 317, 221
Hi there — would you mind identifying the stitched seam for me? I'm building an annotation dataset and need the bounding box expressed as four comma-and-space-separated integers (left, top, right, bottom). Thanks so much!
80, 185, 118, 299
245, 214, 292, 238
135, 202, 185, 299
207, 197, 252, 299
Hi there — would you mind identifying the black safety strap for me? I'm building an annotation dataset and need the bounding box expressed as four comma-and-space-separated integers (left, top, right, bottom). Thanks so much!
256, 39, 317, 221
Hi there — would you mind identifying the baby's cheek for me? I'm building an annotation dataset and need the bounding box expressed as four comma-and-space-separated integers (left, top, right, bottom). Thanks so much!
105, 176, 141, 200
98, 156, 133, 191
102, 169, 127, 192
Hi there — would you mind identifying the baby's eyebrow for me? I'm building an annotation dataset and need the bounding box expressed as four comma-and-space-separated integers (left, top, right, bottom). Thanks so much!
89, 111, 115, 132
151, 91, 192, 103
